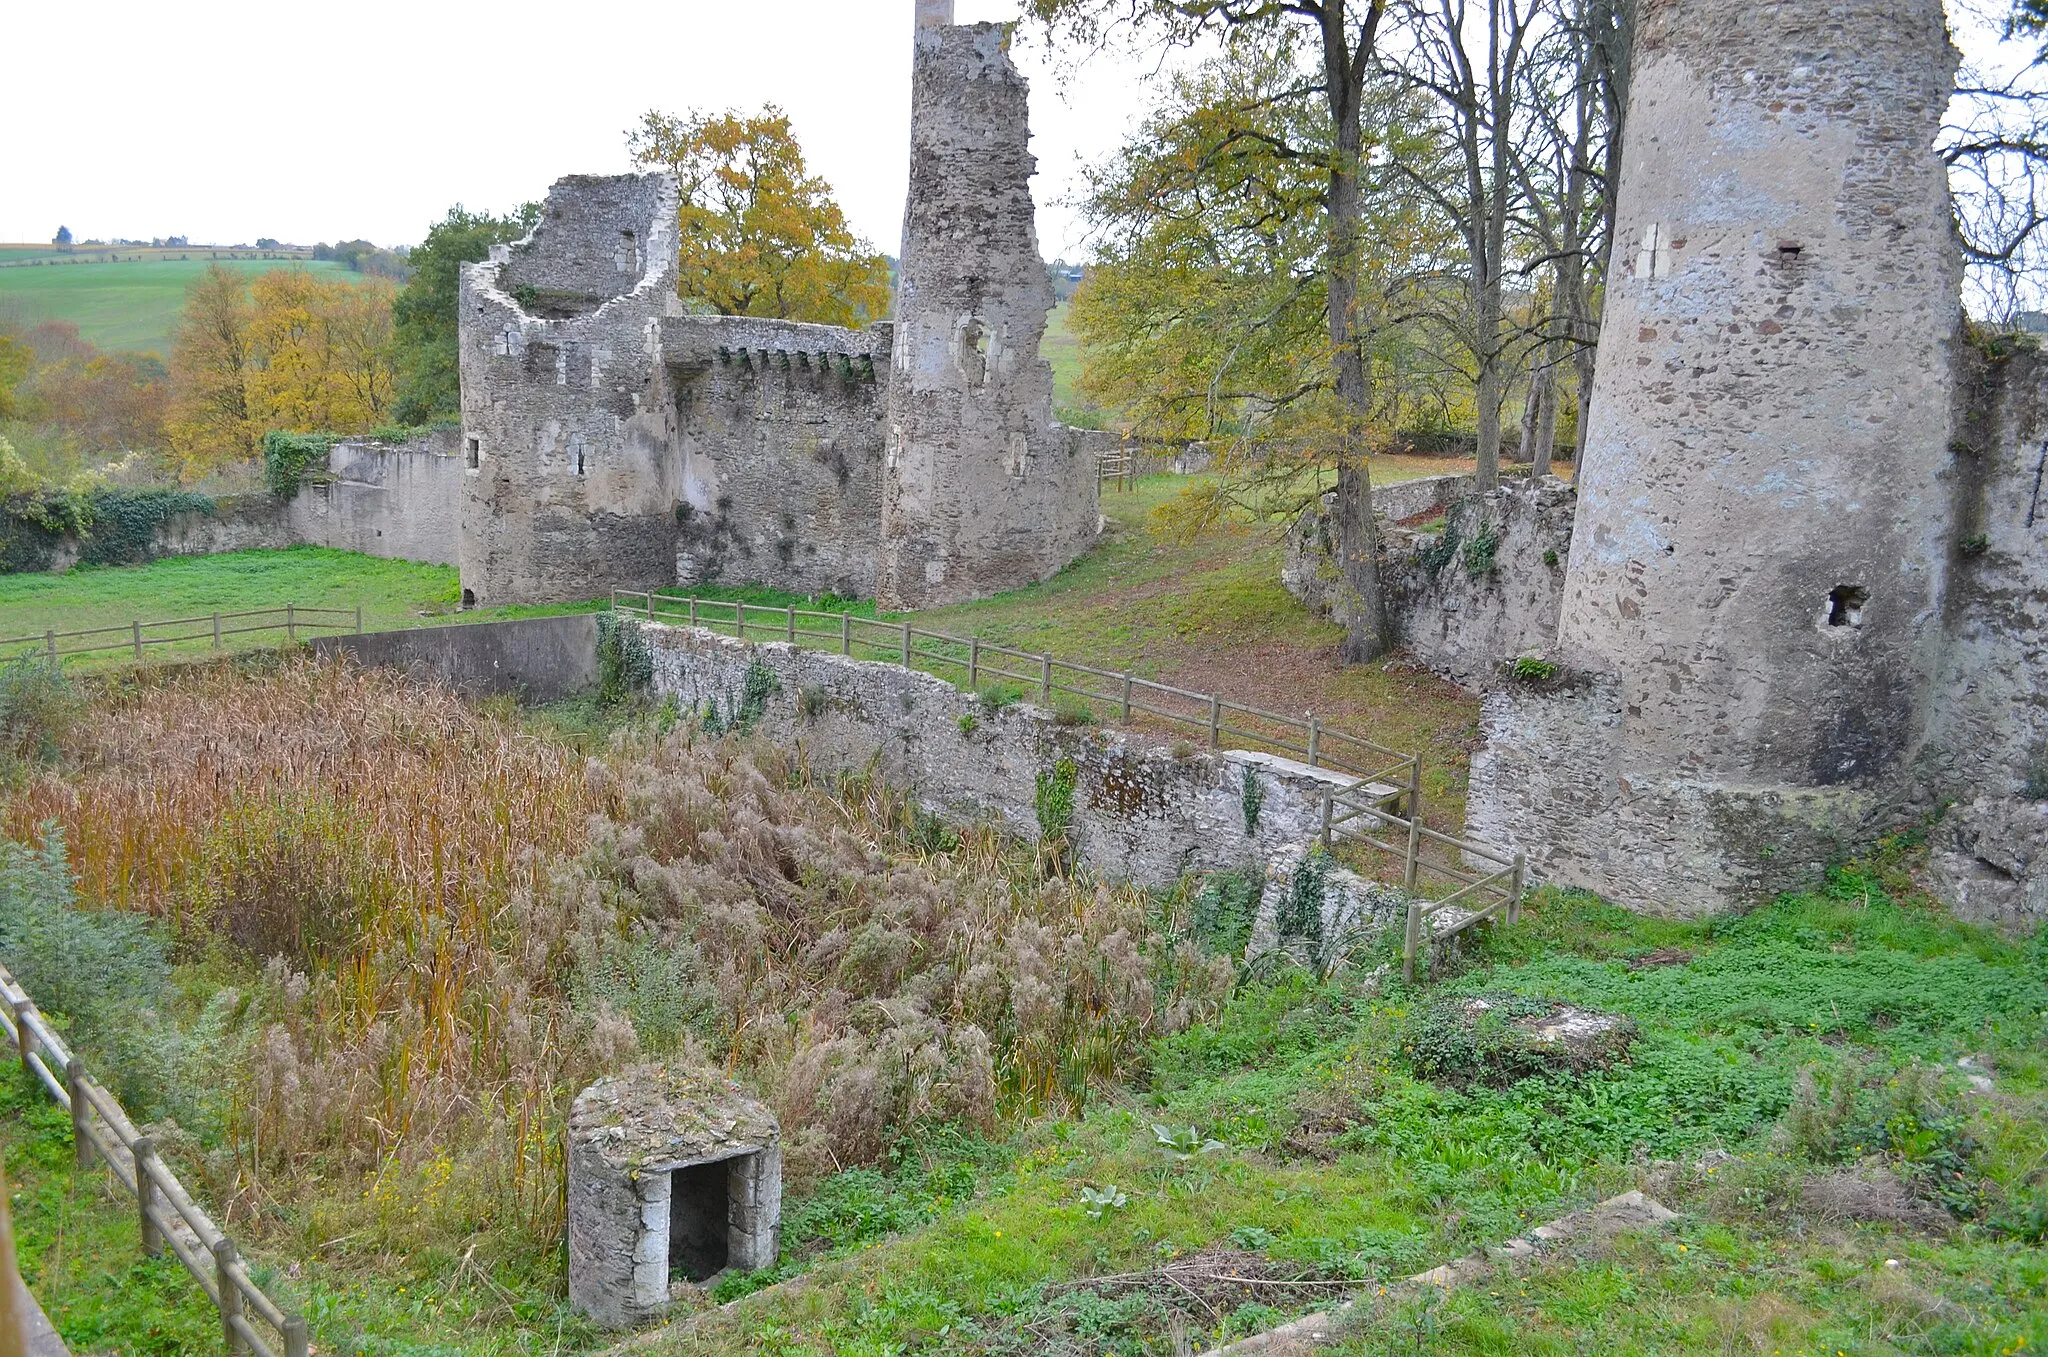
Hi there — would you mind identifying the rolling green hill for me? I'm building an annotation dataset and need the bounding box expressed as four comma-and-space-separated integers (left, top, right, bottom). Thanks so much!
0, 254, 352, 356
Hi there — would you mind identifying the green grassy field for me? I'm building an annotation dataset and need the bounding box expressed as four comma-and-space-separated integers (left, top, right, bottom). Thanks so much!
631, 855, 2048, 1357
0, 256, 351, 355
0, 548, 594, 666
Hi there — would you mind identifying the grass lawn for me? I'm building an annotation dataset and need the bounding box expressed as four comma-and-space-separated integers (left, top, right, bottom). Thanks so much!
626, 850, 2048, 1357
0, 548, 595, 669
0, 257, 351, 355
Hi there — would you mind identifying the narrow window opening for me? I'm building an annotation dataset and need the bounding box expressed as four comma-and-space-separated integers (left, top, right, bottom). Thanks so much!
1826, 585, 1867, 628
460, 588, 476, 608
570, 433, 587, 477
668, 1161, 730, 1282
466, 436, 480, 469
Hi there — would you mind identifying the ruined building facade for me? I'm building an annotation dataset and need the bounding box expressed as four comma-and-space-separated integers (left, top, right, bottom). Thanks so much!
456, 3, 1098, 610
1461, 0, 2048, 928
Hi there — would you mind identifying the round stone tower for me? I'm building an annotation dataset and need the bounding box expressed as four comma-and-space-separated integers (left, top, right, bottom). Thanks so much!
1469, 0, 1965, 913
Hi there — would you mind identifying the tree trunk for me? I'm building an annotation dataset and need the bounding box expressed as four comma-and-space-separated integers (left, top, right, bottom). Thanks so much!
1321, 0, 1388, 663
1333, 460, 1388, 662
1532, 347, 1559, 478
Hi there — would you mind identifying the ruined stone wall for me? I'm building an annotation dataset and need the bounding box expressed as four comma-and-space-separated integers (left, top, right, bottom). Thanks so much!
1920, 346, 2048, 929
287, 433, 465, 565
660, 315, 892, 597
638, 621, 1360, 885
1383, 478, 1576, 689
458, 174, 682, 605
1284, 472, 1478, 619
878, 20, 1099, 608
1467, 0, 1965, 914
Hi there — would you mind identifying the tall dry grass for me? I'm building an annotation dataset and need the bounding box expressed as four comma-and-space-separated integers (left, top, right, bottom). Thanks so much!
8, 659, 1230, 1266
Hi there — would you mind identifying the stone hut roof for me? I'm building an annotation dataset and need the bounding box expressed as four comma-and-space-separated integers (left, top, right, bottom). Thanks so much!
568, 1062, 779, 1174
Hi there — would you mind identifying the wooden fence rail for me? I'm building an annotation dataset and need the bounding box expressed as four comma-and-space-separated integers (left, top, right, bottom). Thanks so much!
0, 962, 306, 1357
612, 590, 1417, 794
0, 605, 363, 664
614, 590, 1526, 976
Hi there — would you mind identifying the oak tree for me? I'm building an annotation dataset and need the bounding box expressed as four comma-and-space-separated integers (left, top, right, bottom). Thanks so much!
629, 107, 893, 330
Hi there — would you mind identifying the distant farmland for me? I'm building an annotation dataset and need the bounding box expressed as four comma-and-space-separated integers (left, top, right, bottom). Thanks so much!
0, 248, 356, 355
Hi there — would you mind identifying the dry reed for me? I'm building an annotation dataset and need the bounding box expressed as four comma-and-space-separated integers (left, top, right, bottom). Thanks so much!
6, 658, 1231, 1267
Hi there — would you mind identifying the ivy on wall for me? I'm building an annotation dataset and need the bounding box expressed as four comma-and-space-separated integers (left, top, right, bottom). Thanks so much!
263, 432, 336, 500
0, 488, 218, 574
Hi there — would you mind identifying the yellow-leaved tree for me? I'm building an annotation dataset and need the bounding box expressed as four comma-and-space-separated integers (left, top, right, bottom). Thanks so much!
167, 266, 396, 480
628, 107, 892, 328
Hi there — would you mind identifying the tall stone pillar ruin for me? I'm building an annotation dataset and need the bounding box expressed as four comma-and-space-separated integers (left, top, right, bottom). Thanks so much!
1467, 0, 1965, 914
877, 12, 1100, 609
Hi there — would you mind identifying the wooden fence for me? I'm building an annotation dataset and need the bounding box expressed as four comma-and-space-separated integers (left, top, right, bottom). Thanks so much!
0, 961, 307, 1356
611, 590, 1421, 798
0, 605, 363, 665
612, 591, 1525, 976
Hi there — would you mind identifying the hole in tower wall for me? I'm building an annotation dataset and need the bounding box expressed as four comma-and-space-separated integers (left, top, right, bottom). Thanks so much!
466, 436, 480, 469
668, 1160, 731, 1283
1825, 585, 1868, 628
461, 588, 476, 608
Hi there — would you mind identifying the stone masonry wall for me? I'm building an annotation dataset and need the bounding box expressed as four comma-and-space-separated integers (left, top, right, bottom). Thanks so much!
877, 19, 1099, 608
1919, 346, 2048, 930
638, 621, 1369, 886
1283, 472, 1571, 688
660, 315, 893, 597
459, 174, 682, 605
1466, 0, 1965, 914
288, 433, 464, 565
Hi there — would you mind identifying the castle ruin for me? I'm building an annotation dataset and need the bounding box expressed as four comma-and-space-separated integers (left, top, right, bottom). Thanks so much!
455, 1, 1101, 611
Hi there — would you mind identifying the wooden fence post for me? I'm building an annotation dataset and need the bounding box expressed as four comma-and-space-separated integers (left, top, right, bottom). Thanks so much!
132, 619, 142, 661
1509, 854, 1526, 925
690, 597, 699, 630
286, 604, 296, 644
1402, 759, 1424, 892
43, 630, 54, 663
1307, 717, 1322, 768
787, 606, 796, 645
67, 1059, 91, 1169
1208, 695, 1222, 748
1320, 794, 1333, 853
647, 592, 655, 622
214, 1236, 244, 1353
968, 638, 980, 689
1039, 655, 1052, 703
212, 613, 221, 650
7, 995, 25, 1082
1403, 902, 1422, 986
735, 600, 744, 639
354, 604, 363, 636
900, 621, 911, 666
1120, 672, 1133, 724
284, 1316, 309, 1357
134, 1136, 163, 1257
841, 612, 852, 656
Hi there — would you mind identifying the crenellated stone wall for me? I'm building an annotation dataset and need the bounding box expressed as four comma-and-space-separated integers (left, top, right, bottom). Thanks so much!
454, 11, 1099, 611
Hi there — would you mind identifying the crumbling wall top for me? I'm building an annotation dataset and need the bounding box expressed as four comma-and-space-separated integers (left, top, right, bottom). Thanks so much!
490, 173, 678, 322
568, 1062, 779, 1174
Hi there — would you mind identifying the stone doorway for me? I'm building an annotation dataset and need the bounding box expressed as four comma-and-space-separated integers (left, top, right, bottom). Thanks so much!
668, 1158, 733, 1282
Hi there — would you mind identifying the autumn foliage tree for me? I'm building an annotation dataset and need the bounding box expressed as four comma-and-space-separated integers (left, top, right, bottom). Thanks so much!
628, 107, 893, 328
167, 265, 397, 479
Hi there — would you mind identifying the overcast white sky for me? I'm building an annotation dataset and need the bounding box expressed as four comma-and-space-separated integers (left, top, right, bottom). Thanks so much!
1, 3, 2024, 262
0, 0, 1171, 259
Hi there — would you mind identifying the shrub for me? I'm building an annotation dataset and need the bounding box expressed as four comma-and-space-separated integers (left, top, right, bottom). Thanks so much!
976, 685, 1025, 716
1509, 656, 1558, 684
595, 612, 655, 705
0, 830, 176, 1111
0, 653, 76, 782
1190, 873, 1259, 958
1035, 757, 1080, 853
1240, 765, 1265, 834
1052, 698, 1097, 727
261, 431, 334, 500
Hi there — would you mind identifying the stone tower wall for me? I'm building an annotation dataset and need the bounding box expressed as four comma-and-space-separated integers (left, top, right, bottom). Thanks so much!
659, 315, 892, 598
458, 174, 682, 605
877, 21, 1099, 609
1467, 0, 1966, 913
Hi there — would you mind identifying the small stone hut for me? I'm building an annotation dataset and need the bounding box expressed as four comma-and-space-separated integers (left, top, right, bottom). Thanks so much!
566, 1062, 782, 1329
